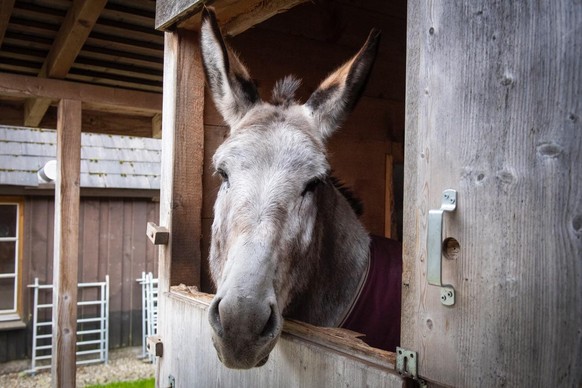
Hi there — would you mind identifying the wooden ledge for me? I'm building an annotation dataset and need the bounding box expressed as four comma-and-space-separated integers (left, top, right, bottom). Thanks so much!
168, 286, 397, 370
0, 319, 26, 331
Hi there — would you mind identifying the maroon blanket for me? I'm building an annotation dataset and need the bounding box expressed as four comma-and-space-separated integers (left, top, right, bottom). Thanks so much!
340, 235, 402, 351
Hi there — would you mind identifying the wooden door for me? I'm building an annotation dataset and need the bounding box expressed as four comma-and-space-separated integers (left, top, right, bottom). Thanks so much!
402, 1, 582, 387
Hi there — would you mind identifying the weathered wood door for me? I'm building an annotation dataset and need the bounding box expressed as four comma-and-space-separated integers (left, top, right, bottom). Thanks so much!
402, 1, 581, 387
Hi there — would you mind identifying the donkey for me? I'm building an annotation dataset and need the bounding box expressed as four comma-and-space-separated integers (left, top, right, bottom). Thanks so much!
200, 8, 402, 369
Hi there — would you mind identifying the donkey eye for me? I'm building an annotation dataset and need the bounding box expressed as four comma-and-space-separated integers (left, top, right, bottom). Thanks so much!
301, 178, 322, 196
217, 168, 229, 183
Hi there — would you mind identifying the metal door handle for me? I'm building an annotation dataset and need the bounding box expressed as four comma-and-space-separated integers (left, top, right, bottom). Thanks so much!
428, 189, 457, 306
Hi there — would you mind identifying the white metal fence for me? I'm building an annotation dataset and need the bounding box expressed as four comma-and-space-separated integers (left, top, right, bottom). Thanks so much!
137, 272, 158, 362
27, 276, 110, 374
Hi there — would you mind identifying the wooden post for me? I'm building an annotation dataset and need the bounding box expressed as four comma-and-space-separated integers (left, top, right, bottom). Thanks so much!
52, 99, 82, 388
158, 28, 204, 293
156, 26, 204, 387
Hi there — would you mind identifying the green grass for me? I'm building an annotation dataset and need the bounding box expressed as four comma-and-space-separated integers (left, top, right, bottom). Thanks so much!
85, 377, 155, 388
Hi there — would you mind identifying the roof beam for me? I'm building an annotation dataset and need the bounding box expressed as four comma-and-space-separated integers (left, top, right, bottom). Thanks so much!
23, 0, 108, 127
0, 0, 15, 49
0, 72, 161, 115
155, 0, 307, 35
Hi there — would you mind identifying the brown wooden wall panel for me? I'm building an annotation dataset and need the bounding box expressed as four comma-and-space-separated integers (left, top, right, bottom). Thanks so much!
0, 195, 159, 363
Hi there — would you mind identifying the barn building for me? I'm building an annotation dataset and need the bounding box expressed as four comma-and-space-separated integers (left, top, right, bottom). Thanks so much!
0, 0, 580, 387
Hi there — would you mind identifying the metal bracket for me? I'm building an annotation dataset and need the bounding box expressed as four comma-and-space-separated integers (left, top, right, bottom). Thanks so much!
396, 347, 418, 379
147, 335, 163, 357
440, 287, 455, 306
167, 375, 175, 388
396, 347, 427, 387
427, 189, 457, 306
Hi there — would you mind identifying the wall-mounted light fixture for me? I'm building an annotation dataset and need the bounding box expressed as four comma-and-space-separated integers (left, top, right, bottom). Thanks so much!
37, 160, 57, 185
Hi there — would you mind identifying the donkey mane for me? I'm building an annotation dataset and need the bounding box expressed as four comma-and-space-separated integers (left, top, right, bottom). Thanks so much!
328, 176, 364, 217
271, 75, 301, 107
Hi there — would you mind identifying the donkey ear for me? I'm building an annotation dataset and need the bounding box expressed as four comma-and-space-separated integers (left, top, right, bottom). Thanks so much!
305, 29, 381, 140
200, 7, 260, 127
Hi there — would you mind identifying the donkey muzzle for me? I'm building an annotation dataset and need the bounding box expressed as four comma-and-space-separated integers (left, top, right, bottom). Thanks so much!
208, 293, 282, 369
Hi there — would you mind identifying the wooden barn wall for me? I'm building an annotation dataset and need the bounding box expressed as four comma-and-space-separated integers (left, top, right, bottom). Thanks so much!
200, 1, 406, 292
0, 196, 159, 362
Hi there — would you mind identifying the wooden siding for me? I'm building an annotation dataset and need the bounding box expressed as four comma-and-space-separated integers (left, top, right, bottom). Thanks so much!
0, 195, 159, 362
158, 289, 405, 388
402, 1, 582, 386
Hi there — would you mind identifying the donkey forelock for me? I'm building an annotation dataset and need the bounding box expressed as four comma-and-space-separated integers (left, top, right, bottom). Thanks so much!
201, 6, 380, 369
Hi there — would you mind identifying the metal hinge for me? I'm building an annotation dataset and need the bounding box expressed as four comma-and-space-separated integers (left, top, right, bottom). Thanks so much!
167, 375, 175, 388
396, 347, 427, 387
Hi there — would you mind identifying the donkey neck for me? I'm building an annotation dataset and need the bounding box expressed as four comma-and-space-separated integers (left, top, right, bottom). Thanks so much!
287, 180, 371, 326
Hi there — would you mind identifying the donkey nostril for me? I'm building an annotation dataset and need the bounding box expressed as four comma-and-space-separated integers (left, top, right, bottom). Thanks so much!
260, 305, 279, 339
208, 298, 224, 337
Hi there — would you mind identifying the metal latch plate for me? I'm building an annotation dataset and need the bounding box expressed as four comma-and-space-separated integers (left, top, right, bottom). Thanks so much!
396, 347, 418, 379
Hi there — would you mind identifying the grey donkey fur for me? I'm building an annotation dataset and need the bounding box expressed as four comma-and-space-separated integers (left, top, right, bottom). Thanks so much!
200, 7, 381, 369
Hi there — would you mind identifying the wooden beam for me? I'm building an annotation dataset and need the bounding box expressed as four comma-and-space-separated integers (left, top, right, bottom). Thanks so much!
215, 0, 308, 37
152, 113, 162, 138
156, 0, 203, 30
51, 99, 82, 388
0, 72, 161, 115
24, 0, 108, 127
158, 28, 204, 293
155, 0, 307, 35
0, 0, 15, 49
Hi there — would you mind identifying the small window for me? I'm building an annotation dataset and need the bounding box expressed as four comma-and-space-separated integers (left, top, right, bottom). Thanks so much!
0, 198, 23, 322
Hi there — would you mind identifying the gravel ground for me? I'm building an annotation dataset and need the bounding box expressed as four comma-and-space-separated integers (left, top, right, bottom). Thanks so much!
0, 347, 155, 388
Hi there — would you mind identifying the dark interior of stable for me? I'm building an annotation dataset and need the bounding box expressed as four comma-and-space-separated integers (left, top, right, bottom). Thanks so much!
198, 0, 407, 294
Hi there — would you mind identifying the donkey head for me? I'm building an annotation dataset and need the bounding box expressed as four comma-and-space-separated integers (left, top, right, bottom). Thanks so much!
200, 7, 380, 369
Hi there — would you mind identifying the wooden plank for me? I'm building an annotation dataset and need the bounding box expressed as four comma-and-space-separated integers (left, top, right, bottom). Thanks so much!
42, 0, 107, 78
155, 0, 307, 35
402, 1, 582, 386
155, 0, 203, 30
51, 98, 82, 388
80, 200, 100, 282
121, 200, 134, 347
0, 0, 16, 49
212, 0, 308, 37
152, 113, 162, 138
158, 289, 405, 387
157, 28, 204, 292
0, 72, 162, 115
79, 200, 100, 311
384, 154, 394, 239
157, 26, 205, 385
24, 0, 108, 127
106, 199, 124, 348
131, 201, 149, 342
